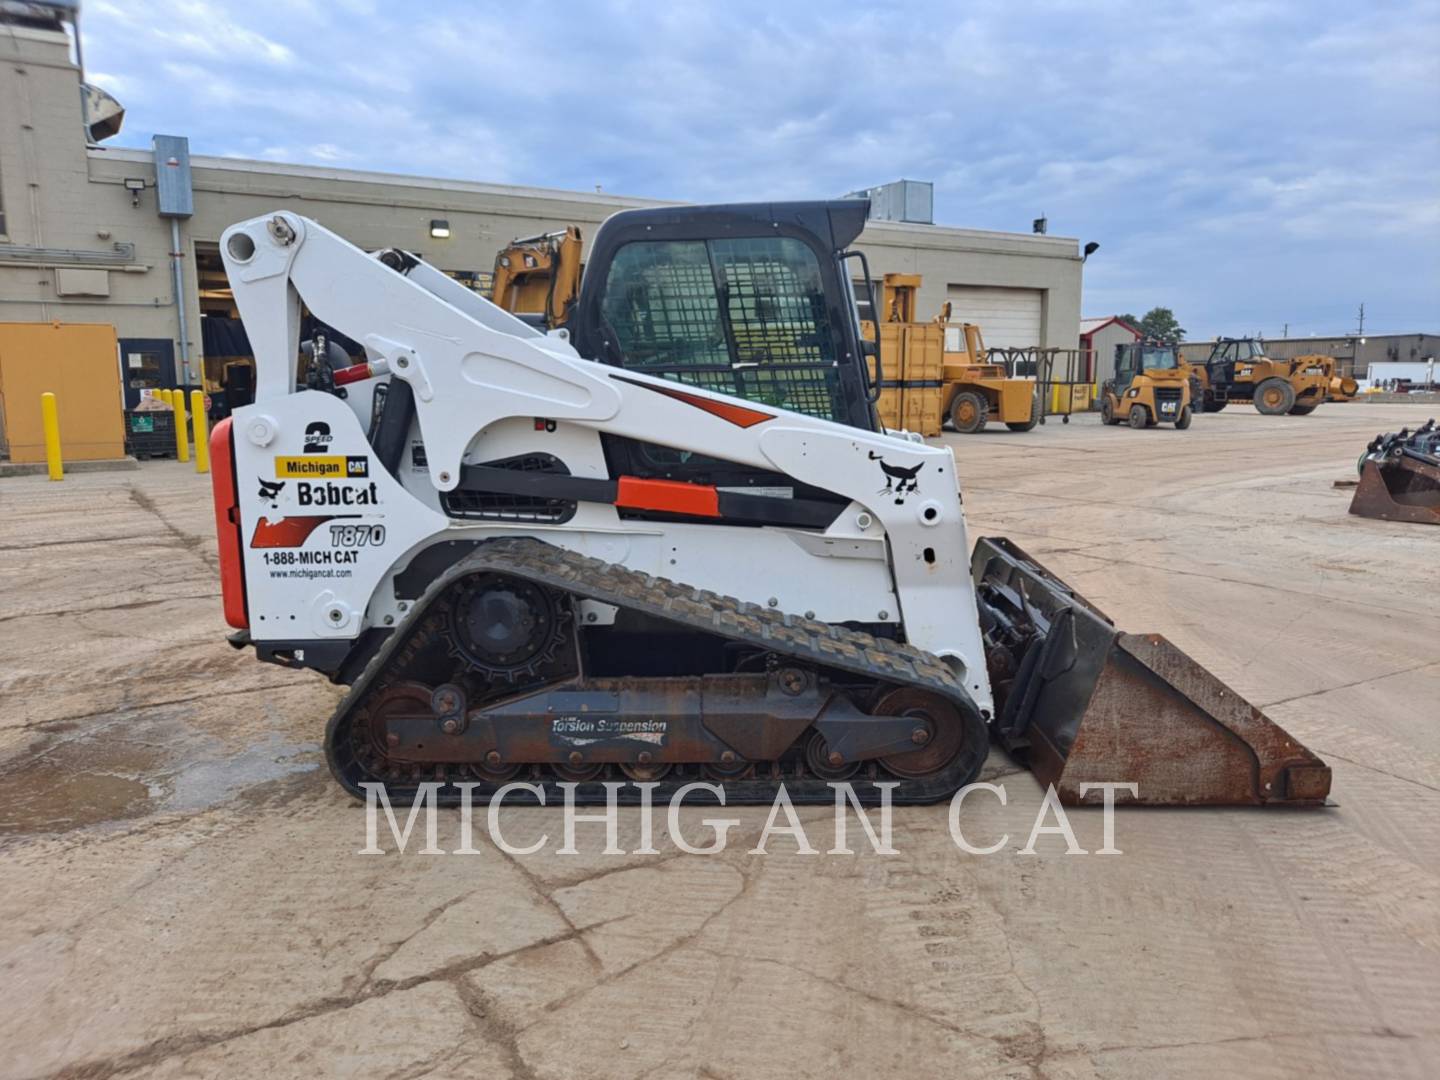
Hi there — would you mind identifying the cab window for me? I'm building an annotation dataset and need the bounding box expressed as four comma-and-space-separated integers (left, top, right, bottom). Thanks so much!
1140, 345, 1178, 370
600, 237, 842, 420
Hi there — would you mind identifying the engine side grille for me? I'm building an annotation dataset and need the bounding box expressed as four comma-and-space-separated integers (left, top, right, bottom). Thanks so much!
442, 453, 577, 524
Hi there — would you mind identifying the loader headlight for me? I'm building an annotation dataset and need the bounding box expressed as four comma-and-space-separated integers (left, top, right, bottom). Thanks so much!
1127, 388, 1140, 398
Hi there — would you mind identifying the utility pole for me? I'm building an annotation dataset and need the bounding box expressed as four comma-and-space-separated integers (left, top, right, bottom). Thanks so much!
1282, 322, 1288, 339
1349, 303, 1367, 383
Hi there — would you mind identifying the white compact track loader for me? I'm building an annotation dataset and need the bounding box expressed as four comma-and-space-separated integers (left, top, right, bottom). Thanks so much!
210, 200, 1329, 808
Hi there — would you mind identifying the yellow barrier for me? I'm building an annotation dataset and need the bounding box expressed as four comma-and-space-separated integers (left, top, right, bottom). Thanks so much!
41, 392, 63, 481
172, 392, 190, 463
158, 388, 172, 408
190, 389, 209, 474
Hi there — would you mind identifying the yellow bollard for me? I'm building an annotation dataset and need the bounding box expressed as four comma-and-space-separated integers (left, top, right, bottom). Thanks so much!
41, 392, 63, 481
158, 388, 171, 407
172, 391, 190, 463
190, 389, 209, 474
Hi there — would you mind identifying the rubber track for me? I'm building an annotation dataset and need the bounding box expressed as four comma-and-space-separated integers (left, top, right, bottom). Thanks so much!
325, 537, 986, 805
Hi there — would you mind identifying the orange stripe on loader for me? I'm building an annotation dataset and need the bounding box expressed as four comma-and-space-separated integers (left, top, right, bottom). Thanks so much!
616, 476, 721, 517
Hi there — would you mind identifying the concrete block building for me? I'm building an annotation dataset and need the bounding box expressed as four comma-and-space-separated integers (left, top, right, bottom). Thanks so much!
1, 4, 1084, 422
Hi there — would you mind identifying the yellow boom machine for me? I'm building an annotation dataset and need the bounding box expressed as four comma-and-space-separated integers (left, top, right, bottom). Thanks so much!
489, 225, 585, 330
1188, 337, 1330, 415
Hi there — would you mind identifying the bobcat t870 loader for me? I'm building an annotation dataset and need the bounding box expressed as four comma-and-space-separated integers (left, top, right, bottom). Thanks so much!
210, 200, 1330, 808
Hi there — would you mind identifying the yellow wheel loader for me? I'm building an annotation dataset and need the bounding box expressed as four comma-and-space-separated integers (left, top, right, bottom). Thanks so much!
1101, 343, 1194, 429
1189, 337, 1329, 415
206, 199, 1328, 809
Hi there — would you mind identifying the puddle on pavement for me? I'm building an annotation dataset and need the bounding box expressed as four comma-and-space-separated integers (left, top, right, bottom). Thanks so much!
0, 714, 318, 838
0, 765, 155, 833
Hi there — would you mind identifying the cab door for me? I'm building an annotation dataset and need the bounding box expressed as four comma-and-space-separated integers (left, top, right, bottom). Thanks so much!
1111, 344, 1139, 395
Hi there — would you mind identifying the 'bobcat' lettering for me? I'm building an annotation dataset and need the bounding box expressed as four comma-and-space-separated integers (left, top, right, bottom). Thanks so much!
297, 481, 380, 507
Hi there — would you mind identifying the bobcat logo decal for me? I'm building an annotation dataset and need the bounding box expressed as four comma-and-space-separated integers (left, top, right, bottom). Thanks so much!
868, 452, 923, 505
257, 477, 286, 506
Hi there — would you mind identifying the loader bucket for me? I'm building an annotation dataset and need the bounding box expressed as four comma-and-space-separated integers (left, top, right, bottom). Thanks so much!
1349, 456, 1440, 525
972, 537, 1331, 806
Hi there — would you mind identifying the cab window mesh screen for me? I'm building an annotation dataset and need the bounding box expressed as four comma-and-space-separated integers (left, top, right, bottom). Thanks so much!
601, 241, 728, 369
600, 237, 841, 420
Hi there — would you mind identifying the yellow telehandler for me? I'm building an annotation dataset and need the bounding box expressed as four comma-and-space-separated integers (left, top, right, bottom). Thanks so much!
1188, 337, 1329, 415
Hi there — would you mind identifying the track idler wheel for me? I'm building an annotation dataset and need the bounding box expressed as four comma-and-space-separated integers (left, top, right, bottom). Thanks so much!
871, 688, 972, 779
363, 682, 435, 762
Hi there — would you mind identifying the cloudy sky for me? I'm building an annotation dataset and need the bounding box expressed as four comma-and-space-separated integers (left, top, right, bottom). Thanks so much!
82, 0, 1438, 338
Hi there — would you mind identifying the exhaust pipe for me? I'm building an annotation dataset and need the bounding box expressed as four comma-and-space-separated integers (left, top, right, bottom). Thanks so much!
973, 537, 1331, 806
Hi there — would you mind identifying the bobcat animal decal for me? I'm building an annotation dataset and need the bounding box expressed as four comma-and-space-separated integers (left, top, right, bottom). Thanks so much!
868, 451, 923, 504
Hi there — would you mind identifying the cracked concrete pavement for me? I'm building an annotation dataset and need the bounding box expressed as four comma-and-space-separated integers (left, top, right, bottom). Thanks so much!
1, 402, 1437, 1079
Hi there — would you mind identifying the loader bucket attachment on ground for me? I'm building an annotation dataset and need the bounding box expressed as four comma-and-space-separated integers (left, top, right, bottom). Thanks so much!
972, 537, 1331, 806
1349, 424, 1440, 525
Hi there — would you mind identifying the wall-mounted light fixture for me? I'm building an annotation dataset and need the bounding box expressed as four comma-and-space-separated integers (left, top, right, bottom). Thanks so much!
1082, 241, 1100, 263
124, 177, 146, 207
429, 219, 451, 239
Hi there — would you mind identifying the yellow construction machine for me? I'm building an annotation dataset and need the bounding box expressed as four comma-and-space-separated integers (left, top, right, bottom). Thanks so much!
1188, 337, 1329, 415
859, 274, 1038, 435
1304, 354, 1360, 402
1101, 342, 1194, 428
935, 299, 1041, 433
489, 225, 584, 329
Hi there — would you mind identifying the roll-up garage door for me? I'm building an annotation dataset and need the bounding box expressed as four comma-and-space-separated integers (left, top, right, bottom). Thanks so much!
944, 286, 1043, 349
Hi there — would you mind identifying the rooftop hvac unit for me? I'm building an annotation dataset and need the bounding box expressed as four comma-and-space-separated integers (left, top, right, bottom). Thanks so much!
843, 180, 934, 225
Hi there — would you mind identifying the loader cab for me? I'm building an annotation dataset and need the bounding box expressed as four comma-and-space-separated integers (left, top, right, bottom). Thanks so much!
568, 200, 880, 493
1114, 342, 1179, 384
1204, 337, 1266, 385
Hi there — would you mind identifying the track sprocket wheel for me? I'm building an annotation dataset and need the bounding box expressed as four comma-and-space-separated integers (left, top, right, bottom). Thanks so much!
444, 573, 569, 682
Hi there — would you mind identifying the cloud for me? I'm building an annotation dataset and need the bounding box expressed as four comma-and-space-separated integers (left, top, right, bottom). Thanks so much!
78, 0, 1440, 336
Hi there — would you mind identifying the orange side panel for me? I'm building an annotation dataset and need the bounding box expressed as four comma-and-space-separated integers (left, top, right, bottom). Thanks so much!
616, 476, 721, 518
209, 418, 249, 629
